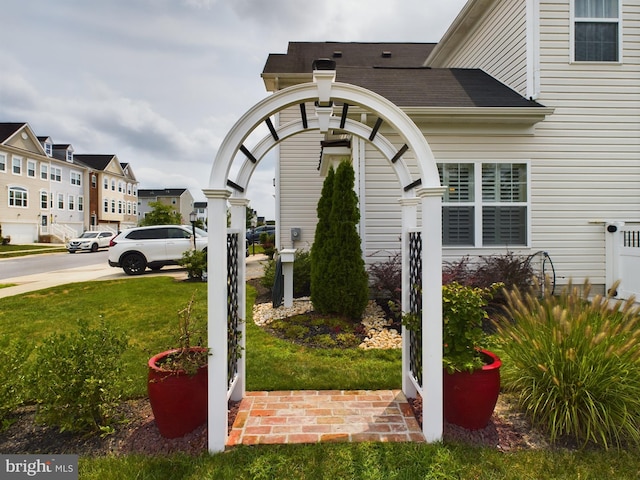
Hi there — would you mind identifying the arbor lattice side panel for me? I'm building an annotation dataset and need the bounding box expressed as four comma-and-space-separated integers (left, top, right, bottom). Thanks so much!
409, 231, 422, 388
227, 233, 240, 388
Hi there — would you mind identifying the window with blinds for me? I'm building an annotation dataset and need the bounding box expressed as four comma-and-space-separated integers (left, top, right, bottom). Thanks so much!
574, 0, 620, 62
438, 162, 528, 247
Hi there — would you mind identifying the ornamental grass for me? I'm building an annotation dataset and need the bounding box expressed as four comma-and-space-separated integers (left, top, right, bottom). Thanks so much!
495, 280, 640, 449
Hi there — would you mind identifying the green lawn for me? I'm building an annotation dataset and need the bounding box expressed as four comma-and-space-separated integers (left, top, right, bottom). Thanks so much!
0, 244, 67, 258
1, 277, 639, 479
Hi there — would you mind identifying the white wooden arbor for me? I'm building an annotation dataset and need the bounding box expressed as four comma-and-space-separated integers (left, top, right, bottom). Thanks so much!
205, 66, 445, 452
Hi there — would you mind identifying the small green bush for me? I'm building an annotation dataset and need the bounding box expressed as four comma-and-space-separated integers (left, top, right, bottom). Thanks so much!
495, 280, 640, 448
178, 249, 207, 280
0, 338, 32, 429
32, 320, 129, 435
441, 282, 498, 373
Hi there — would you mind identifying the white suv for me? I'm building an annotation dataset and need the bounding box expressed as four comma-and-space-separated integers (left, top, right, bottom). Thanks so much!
108, 225, 207, 275
67, 231, 115, 253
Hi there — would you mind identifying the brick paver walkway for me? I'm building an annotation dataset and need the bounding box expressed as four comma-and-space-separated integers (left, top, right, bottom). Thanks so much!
227, 390, 424, 446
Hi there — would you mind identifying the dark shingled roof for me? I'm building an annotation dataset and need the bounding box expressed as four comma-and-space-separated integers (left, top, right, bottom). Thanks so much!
263, 42, 436, 73
73, 154, 116, 170
0, 123, 26, 143
138, 188, 188, 198
263, 42, 544, 108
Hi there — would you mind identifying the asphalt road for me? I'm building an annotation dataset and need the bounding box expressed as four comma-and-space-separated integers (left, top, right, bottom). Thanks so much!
0, 249, 110, 280
0, 250, 268, 299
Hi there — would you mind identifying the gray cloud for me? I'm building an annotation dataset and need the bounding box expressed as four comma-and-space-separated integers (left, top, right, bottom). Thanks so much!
1, 0, 466, 219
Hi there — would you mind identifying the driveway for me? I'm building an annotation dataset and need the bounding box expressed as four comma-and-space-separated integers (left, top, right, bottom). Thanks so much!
0, 253, 268, 299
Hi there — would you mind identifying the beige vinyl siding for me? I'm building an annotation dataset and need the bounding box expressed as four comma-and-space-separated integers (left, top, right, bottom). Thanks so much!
278, 105, 324, 250
438, 1, 529, 96
521, 0, 640, 286
362, 139, 405, 262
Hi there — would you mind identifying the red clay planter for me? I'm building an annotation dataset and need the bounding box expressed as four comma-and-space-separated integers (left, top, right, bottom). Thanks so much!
147, 348, 208, 438
443, 349, 501, 430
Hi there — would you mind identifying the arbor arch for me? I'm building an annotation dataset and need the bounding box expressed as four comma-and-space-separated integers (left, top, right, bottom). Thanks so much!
205, 67, 444, 452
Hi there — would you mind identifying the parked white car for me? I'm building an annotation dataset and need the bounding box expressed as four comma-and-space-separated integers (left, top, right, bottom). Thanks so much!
108, 225, 207, 275
67, 231, 115, 253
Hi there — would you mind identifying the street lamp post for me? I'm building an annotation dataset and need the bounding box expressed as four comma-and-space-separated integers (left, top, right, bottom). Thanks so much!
189, 211, 197, 250
250, 215, 258, 256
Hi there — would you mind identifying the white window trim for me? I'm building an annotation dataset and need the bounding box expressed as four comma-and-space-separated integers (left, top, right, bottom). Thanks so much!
0, 153, 6, 173
27, 160, 36, 178
70, 170, 82, 186
8, 186, 28, 208
50, 166, 62, 182
570, 0, 622, 63
12, 156, 22, 176
40, 163, 49, 181
57, 193, 65, 210
68, 194, 75, 211
40, 190, 48, 210
78, 195, 84, 212
440, 160, 531, 249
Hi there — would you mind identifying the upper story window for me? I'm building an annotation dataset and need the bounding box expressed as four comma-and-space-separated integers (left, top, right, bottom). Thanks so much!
78, 196, 84, 212
12, 156, 22, 175
41, 163, 49, 180
91, 174, 97, 188
70, 171, 82, 186
9, 186, 28, 207
40, 190, 48, 209
57, 193, 64, 210
111, 180, 116, 191
438, 162, 529, 247
44, 143, 52, 157
573, 0, 620, 62
0, 153, 6, 172
66, 150, 73, 162
50, 166, 62, 182
104, 176, 109, 189
27, 160, 36, 178
127, 183, 132, 195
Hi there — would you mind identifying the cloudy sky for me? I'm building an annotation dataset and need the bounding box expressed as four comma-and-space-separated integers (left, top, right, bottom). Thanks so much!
1, 0, 467, 221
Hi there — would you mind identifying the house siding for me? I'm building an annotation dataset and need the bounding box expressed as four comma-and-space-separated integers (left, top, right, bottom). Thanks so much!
419, 0, 640, 288
278, 105, 325, 250
434, 0, 529, 97
270, 0, 639, 290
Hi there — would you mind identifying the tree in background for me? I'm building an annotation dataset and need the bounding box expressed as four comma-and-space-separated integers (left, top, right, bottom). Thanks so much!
311, 161, 368, 320
139, 201, 182, 226
310, 166, 335, 311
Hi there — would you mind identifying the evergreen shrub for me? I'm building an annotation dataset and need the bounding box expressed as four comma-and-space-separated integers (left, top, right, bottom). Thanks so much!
311, 161, 368, 320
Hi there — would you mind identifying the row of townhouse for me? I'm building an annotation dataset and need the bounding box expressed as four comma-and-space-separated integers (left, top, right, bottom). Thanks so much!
0, 122, 138, 244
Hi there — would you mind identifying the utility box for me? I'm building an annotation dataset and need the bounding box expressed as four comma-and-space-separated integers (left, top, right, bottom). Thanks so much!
291, 227, 301, 243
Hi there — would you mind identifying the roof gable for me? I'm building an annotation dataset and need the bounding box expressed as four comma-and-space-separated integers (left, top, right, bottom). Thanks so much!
74, 154, 121, 173
0, 122, 48, 156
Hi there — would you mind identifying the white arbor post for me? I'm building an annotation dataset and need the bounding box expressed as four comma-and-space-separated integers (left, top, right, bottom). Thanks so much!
418, 186, 446, 443
279, 248, 296, 308
228, 197, 248, 401
399, 197, 420, 399
204, 188, 231, 453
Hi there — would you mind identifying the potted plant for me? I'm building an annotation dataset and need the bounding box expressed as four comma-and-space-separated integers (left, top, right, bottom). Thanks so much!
441, 282, 502, 430
147, 291, 209, 438
401, 281, 502, 430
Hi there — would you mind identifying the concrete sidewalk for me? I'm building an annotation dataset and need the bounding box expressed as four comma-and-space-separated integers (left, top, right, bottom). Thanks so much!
0, 253, 268, 299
